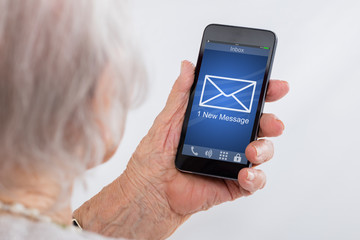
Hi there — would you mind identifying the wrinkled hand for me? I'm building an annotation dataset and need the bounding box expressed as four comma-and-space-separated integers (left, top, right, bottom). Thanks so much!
122, 60, 289, 237
74, 61, 289, 240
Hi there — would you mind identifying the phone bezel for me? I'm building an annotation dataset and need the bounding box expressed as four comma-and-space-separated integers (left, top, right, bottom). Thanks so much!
175, 24, 277, 180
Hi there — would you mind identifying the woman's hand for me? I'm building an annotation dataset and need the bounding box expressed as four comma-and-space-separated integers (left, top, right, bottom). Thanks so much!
73, 61, 289, 240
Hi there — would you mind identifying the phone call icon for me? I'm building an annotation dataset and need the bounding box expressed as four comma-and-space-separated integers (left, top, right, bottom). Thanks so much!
191, 146, 199, 156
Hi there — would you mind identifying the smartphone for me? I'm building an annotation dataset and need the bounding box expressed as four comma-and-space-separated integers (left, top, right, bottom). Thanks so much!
175, 24, 277, 180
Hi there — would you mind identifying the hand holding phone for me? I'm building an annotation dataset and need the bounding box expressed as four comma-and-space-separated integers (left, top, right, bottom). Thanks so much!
176, 24, 279, 179
110, 25, 288, 239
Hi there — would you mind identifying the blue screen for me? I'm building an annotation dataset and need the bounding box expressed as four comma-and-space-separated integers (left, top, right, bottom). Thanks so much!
182, 41, 270, 164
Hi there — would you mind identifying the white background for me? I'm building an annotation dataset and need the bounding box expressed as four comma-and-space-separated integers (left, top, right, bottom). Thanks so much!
72, 0, 360, 239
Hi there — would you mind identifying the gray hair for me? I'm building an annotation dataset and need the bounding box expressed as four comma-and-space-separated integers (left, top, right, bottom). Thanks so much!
0, 0, 145, 201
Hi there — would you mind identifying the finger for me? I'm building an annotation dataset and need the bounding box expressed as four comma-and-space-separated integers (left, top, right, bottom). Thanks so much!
245, 139, 274, 165
238, 168, 266, 193
266, 80, 289, 102
258, 113, 285, 137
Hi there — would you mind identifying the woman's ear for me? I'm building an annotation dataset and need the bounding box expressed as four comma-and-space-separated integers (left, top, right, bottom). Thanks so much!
89, 67, 120, 169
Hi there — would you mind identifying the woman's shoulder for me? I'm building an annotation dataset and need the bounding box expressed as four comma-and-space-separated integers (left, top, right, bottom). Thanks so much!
0, 215, 121, 240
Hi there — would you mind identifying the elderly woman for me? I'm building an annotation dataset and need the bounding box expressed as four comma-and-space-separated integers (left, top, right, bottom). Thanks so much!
0, 0, 289, 239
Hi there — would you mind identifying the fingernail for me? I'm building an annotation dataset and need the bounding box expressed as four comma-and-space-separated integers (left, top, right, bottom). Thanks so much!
282, 80, 290, 90
253, 145, 263, 160
274, 115, 285, 131
247, 170, 255, 181
278, 120, 285, 131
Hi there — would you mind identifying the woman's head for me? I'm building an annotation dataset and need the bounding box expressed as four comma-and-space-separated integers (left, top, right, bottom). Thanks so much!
0, 0, 144, 196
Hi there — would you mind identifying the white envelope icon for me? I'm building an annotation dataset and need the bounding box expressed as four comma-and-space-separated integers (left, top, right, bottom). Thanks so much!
199, 75, 257, 113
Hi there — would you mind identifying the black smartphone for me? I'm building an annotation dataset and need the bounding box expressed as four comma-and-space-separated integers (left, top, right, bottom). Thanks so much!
175, 24, 277, 180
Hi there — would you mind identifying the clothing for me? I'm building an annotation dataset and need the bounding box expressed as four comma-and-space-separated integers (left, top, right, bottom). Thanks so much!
0, 215, 123, 240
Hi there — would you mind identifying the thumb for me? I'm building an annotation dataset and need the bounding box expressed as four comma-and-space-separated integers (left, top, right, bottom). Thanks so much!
172, 60, 195, 94
159, 60, 195, 119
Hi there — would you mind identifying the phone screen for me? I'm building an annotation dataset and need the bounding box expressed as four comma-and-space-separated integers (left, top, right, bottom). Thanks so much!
182, 40, 270, 165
